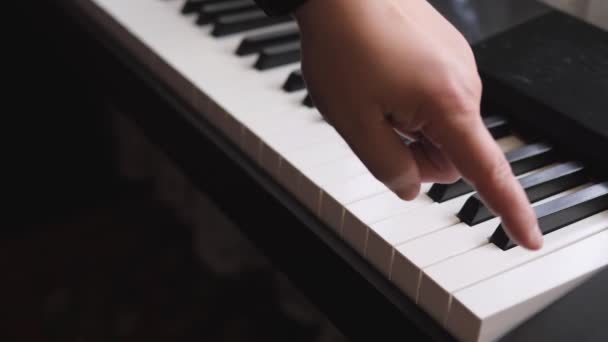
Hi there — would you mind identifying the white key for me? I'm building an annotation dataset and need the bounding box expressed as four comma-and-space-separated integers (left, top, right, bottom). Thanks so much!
447, 226, 608, 342
278, 140, 353, 194
244, 102, 318, 139
346, 184, 434, 226
246, 101, 330, 164
186, 56, 300, 143
319, 173, 389, 233
241, 105, 319, 165
341, 185, 434, 254
297, 156, 368, 214
419, 210, 608, 325
258, 120, 341, 178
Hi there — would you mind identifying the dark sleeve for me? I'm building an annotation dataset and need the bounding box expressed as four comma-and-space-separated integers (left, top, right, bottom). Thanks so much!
254, 0, 308, 16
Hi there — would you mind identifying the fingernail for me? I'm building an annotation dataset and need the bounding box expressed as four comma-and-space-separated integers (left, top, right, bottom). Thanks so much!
526, 225, 544, 250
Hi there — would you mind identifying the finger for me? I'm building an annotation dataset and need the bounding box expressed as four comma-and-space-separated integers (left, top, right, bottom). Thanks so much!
391, 123, 459, 183
409, 137, 460, 184
336, 110, 422, 200
426, 113, 543, 250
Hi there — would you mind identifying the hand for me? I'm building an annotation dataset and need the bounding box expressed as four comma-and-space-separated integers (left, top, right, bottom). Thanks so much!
294, 0, 543, 250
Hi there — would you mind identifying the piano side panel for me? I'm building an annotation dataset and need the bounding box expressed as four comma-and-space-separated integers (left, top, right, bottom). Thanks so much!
475, 10, 608, 177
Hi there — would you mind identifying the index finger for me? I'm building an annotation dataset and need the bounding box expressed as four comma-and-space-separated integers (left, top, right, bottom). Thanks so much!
427, 113, 543, 250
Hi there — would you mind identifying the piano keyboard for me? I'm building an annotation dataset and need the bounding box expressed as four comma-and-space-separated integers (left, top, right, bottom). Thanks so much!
80, 0, 608, 340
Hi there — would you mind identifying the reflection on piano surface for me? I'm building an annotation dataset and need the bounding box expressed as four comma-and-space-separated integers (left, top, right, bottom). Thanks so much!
59, 0, 608, 341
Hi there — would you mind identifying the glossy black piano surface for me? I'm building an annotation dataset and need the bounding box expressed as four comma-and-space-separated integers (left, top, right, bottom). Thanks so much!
425, 0, 608, 174
474, 10, 608, 176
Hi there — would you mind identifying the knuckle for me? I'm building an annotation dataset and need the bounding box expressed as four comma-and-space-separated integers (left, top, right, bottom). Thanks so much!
427, 67, 482, 116
442, 82, 480, 114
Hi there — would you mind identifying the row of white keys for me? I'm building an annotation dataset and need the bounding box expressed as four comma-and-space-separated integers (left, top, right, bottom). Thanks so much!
419, 210, 608, 327
448, 216, 608, 342
96, 0, 315, 149
359, 135, 526, 278
89, 0, 374, 227
237, 103, 358, 207
390, 183, 588, 301
240, 102, 310, 157
263, 129, 410, 235
133, 1, 401, 232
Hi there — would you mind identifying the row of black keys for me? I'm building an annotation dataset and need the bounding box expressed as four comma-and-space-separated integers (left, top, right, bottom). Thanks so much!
431, 117, 608, 250
182, 0, 292, 37
181, 0, 311, 101
179, 0, 608, 250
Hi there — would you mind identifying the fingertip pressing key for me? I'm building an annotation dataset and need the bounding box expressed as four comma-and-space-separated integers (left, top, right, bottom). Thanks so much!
500, 220, 544, 251
524, 224, 544, 250
395, 183, 421, 201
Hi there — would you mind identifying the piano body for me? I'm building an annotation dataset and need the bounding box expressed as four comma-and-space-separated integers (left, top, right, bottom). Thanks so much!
40, 0, 608, 340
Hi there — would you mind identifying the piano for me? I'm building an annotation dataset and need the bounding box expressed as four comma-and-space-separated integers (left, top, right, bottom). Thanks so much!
45, 0, 607, 340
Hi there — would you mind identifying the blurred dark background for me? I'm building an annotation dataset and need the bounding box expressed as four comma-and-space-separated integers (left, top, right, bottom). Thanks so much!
3, 2, 346, 341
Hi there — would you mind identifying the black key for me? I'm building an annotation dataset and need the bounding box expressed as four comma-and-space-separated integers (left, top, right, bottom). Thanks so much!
483, 115, 511, 139
491, 181, 608, 250
254, 41, 301, 70
283, 70, 305, 92
196, 0, 257, 26
236, 27, 300, 56
212, 10, 293, 37
182, 0, 226, 14
303, 93, 314, 107
458, 161, 589, 225
506, 142, 557, 175
427, 142, 557, 202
